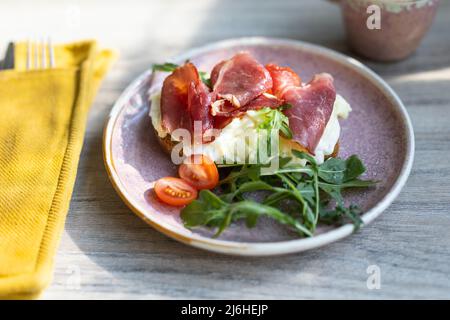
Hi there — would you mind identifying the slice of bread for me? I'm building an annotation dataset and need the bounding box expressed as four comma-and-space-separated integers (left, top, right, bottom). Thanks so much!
155, 128, 177, 155
327, 141, 339, 159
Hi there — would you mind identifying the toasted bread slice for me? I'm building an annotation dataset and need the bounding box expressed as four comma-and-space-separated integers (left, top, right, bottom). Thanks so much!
327, 141, 339, 159
155, 128, 177, 155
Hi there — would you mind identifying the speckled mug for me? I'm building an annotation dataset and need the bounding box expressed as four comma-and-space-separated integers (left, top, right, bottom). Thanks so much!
337, 0, 440, 61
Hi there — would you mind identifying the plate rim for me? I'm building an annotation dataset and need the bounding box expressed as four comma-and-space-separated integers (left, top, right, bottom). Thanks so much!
103, 37, 415, 256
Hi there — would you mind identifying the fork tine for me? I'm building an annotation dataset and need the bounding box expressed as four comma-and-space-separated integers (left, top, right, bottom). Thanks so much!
26, 38, 54, 70
34, 39, 39, 69
26, 40, 31, 70
48, 38, 55, 68
41, 38, 47, 69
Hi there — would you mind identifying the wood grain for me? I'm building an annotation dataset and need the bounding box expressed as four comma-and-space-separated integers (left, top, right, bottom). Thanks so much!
1, 0, 449, 299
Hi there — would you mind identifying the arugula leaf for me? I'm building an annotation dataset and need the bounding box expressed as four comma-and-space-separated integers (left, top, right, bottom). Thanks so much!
343, 155, 367, 182
279, 103, 292, 111
320, 179, 377, 189
181, 190, 312, 237
292, 150, 317, 168
318, 178, 377, 207
257, 108, 293, 139
182, 152, 376, 238
280, 124, 293, 140
318, 155, 369, 184
318, 157, 346, 184
317, 155, 376, 207
235, 180, 273, 193
180, 190, 225, 227
263, 189, 292, 206
318, 183, 344, 205
320, 205, 363, 231
219, 164, 261, 185
341, 179, 378, 187
152, 63, 179, 72
276, 173, 317, 229
224, 180, 274, 202
296, 182, 315, 205
199, 71, 212, 89
228, 201, 313, 237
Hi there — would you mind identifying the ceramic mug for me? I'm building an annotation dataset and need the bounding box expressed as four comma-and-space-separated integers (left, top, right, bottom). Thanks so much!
332, 0, 440, 61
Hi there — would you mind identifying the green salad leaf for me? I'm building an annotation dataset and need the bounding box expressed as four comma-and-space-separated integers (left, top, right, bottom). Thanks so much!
257, 106, 293, 139
181, 153, 377, 238
152, 63, 179, 73
181, 190, 313, 237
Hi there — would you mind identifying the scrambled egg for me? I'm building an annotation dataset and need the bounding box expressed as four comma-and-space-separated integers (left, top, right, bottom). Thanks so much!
149, 93, 351, 165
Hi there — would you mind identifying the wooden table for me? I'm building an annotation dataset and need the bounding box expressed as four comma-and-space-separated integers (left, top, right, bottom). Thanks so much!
2, 0, 449, 299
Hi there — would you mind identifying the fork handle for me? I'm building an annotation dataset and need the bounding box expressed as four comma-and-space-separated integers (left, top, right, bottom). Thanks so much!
1, 42, 14, 70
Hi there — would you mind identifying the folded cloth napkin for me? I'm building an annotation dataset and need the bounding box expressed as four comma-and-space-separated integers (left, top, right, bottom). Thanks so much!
0, 40, 116, 299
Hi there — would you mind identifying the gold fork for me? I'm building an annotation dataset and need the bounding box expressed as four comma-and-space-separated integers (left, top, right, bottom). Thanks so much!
26, 38, 55, 70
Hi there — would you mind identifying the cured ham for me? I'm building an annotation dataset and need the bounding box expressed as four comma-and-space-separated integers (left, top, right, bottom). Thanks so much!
161, 63, 198, 133
159, 56, 337, 154
243, 93, 282, 111
265, 63, 301, 98
211, 52, 273, 107
211, 93, 282, 118
161, 63, 213, 135
187, 80, 214, 135
210, 60, 225, 87
282, 73, 336, 154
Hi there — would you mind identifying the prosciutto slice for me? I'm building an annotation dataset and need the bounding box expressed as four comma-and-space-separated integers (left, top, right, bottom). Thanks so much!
243, 93, 283, 111
161, 63, 213, 135
282, 73, 336, 154
188, 81, 214, 134
211, 93, 282, 119
159, 57, 336, 153
265, 63, 301, 98
210, 60, 225, 87
211, 52, 273, 107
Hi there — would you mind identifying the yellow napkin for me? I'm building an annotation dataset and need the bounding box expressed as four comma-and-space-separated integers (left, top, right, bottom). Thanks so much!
0, 40, 116, 299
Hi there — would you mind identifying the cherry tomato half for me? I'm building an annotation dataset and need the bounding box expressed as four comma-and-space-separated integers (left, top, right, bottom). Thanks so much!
154, 177, 198, 206
178, 154, 219, 190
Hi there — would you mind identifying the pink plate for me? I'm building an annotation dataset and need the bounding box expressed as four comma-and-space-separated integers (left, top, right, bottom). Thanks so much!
103, 38, 414, 256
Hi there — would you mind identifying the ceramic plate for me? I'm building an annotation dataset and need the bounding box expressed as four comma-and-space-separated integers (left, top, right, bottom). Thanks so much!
103, 38, 414, 256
